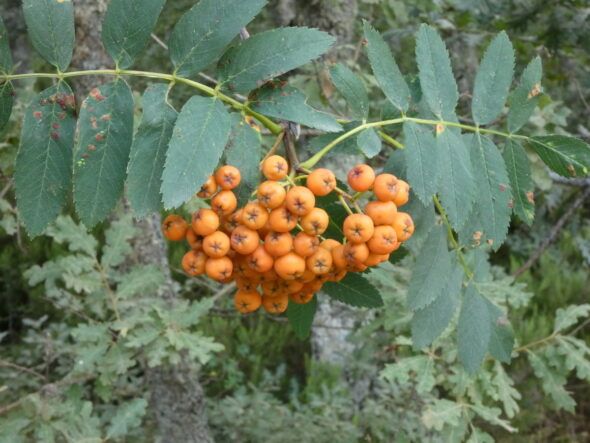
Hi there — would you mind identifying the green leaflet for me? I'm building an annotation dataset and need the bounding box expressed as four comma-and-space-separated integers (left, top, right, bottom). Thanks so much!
415, 24, 459, 119
356, 128, 381, 158
436, 128, 475, 230
507, 56, 542, 133
503, 139, 534, 225
363, 21, 410, 112
127, 84, 177, 218
74, 80, 135, 227
106, 399, 148, 439
407, 225, 453, 311
528, 352, 576, 412
0, 16, 13, 73
287, 296, 317, 339
102, 0, 166, 69
403, 122, 439, 204
323, 273, 383, 308
0, 82, 13, 131
553, 304, 590, 333
329, 63, 369, 120
225, 114, 262, 207
528, 135, 590, 178
401, 191, 436, 255
15, 83, 76, 236
315, 188, 347, 241
458, 285, 492, 373
161, 96, 232, 208
485, 298, 514, 363
251, 84, 341, 132
472, 31, 515, 126
219, 27, 335, 94
22, 0, 75, 71
169, 0, 266, 77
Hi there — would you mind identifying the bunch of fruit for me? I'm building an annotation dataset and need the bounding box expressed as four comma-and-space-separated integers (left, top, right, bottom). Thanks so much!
162, 155, 414, 315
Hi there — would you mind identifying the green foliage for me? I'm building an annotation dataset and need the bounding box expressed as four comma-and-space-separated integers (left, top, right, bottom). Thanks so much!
458, 285, 492, 373
356, 127, 381, 158
0, 16, 12, 74
0, 81, 13, 131
329, 63, 369, 120
507, 56, 543, 133
323, 273, 383, 308
528, 135, 590, 178
403, 121, 439, 204
503, 139, 535, 225
287, 296, 317, 339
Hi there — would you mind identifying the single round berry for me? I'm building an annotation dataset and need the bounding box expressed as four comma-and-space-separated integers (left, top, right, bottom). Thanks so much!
393, 179, 410, 207
293, 232, 320, 257
211, 190, 237, 216
367, 225, 398, 255
162, 214, 188, 241
262, 155, 289, 180
268, 205, 298, 233
391, 212, 414, 242
181, 250, 207, 276
300, 207, 329, 236
343, 213, 375, 244
306, 247, 333, 275
347, 164, 375, 192
274, 252, 306, 281
264, 231, 294, 257
234, 290, 262, 314
205, 256, 234, 281
365, 200, 397, 226
215, 165, 241, 190
262, 293, 289, 314
241, 202, 269, 230
285, 186, 316, 216
191, 209, 220, 236
197, 175, 218, 198
306, 168, 336, 196
257, 180, 287, 209
373, 173, 399, 202
230, 225, 260, 255
247, 245, 275, 273
202, 231, 231, 258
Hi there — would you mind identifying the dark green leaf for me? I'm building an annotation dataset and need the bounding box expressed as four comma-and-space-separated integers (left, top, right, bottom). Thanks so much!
383, 147, 407, 179
485, 299, 514, 363
357, 128, 381, 158
102, 0, 166, 69
316, 189, 347, 241
389, 246, 409, 264
169, 0, 266, 77
407, 226, 452, 311
0, 16, 13, 73
458, 285, 492, 373
528, 135, 590, 177
503, 139, 534, 225
363, 21, 410, 112
323, 273, 383, 308
127, 84, 177, 218
106, 399, 147, 439
74, 80, 134, 227
437, 128, 475, 230
15, 83, 76, 236
219, 27, 335, 94
251, 84, 341, 132
306, 122, 361, 157
472, 32, 514, 126
403, 122, 439, 204
225, 114, 262, 207
415, 24, 458, 119
161, 96, 232, 208
402, 191, 436, 255
0, 82, 13, 131
507, 57, 542, 133
22, 0, 75, 71
287, 296, 317, 339
329, 63, 369, 119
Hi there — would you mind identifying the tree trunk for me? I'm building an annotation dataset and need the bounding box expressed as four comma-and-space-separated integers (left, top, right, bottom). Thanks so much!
69, 2, 213, 441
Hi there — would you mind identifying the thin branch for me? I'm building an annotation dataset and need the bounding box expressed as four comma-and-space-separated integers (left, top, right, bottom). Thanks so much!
0, 359, 47, 381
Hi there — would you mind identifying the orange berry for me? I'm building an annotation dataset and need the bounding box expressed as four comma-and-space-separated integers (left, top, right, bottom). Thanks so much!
373, 173, 399, 202
274, 252, 306, 280
285, 186, 316, 216
247, 245, 274, 273
284, 280, 304, 294
293, 232, 320, 257
211, 190, 237, 216
320, 239, 341, 252
393, 179, 410, 207
347, 164, 375, 192
181, 250, 207, 276
197, 175, 218, 198
300, 207, 329, 236
236, 278, 259, 292
365, 200, 398, 226
326, 269, 347, 282
332, 244, 348, 270
367, 225, 398, 255
306, 168, 336, 196
343, 242, 370, 267
186, 228, 203, 250
268, 205, 298, 233
343, 213, 375, 244
306, 247, 333, 275
262, 280, 286, 298
230, 225, 260, 255
205, 256, 234, 281
202, 231, 231, 258
297, 269, 317, 283
262, 155, 289, 180
391, 212, 414, 242
304, 279, 323, 293
365, 253, 390, 267
262, 293, 289, 314
162, 214, 188, 241
257, 180, 286, 209
191, 209, 220, 236
234, 290, 262, 314
264, 231, 293, 257
260, 269, 279, 282
215, 165, 241, 190
289, 291, 315, 304
241, 202, 269, 230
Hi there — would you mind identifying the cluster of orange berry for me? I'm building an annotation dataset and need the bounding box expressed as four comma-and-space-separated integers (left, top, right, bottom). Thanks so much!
162, 155, 414, 315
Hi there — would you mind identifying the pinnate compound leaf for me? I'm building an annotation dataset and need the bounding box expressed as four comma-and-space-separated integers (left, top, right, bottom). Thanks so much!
127, 84, 177, 217
22, 0, 75, 71
0, 16, 13, 73
219, 27, 335, 94
161, 96, 232, 208
508, 56, 542, 133
363, 21, 410, 112
106, 399, 147, 439
437, 128, 475, 230
404, 122, 439, 204
553, 304, 590, 333
503, 139, 534, 225
421, 399, 463, 431
415, 24, 458, 119
458, 285, 491, 373
528, 135, 590, 178
169, 0, 266, 77
528, 352, 575, 412
407, 226, 452, 311
0, 82, 13, 131
329, 63, 369, 119
251, 84, 341, 132
15, 83, 76, 236
323, 273, 383, 308
357, 128, 381, 158
74, 80, 134, 227
287, 296, 317, 339
472, 31, 515, 126
102, 0, 166, 69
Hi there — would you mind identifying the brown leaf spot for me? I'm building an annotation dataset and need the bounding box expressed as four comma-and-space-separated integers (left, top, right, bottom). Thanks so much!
499, 183, 507, 192
526, 191, 535, 204
82, 153, 90, 159
52, 123, 60, 130
89, 88, 106, 101
95, 132, 105, 142
566, 164, 576, 177
50, 132, 59, 140
90, 116, 98, 129
100, 114, 112, 122
487, 239, 494, 246
436, 123, 445, 135
508, 199, 514, 209
528, 83, 541, 99
87, 144, 96, 151
33, 111, 42, 120
472, 231, 482, 246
